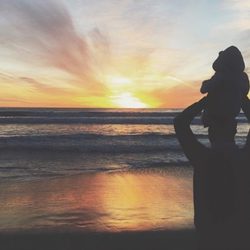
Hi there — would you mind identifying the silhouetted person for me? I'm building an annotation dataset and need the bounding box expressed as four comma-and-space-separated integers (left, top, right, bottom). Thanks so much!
174, 96, 250, 250
201, 46, 249, 127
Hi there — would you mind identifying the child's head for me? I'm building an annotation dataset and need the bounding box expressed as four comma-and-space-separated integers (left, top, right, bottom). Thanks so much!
212, 46, 245, 73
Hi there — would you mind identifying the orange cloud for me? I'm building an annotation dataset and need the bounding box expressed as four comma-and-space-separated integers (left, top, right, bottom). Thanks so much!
0, 0, 107, 93
146, 81, 202, 108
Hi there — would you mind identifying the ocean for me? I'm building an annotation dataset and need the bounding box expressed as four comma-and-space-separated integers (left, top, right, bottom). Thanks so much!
0, 108, 248, 232
0, 108, 248, 182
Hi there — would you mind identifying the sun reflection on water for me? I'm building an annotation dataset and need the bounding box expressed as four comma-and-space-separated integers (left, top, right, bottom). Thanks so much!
0, 169, 193, 232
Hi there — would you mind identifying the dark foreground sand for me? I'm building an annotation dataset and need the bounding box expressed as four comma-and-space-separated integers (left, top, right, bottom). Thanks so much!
0, 229, 196, 250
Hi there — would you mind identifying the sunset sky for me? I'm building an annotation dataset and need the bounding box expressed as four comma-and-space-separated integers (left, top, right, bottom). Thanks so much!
0, 0, 249, 108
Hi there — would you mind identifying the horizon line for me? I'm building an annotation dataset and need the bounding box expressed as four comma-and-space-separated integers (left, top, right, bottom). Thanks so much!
0, 106, 183, 109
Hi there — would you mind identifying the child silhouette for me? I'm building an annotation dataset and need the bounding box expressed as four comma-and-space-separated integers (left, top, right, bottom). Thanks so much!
201, 46, 249, 127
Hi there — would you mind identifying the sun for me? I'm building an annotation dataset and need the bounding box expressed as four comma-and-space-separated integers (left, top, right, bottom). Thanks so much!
111, 92, 148, 108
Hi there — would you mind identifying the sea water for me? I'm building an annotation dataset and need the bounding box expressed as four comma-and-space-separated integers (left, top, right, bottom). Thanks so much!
0, 108, 248, 232
0, 108, 248, 182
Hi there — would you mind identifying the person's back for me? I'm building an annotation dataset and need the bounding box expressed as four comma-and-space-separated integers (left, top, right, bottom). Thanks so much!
174, 96, 250, 249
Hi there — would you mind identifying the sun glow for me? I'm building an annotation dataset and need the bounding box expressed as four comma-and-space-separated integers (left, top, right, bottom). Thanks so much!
111, 92, 148, 108
109, 76, 132, 86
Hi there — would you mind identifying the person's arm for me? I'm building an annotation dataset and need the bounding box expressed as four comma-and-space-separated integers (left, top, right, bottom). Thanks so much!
242, 96, 250, 149
174, 97, 208, 164
200, 73, 222, 94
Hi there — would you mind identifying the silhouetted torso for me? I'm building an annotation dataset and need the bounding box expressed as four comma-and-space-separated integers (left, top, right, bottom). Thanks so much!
174, 98, 250, 249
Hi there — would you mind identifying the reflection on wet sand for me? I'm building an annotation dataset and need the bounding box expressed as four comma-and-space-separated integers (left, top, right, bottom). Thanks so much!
0, 168, 193, 232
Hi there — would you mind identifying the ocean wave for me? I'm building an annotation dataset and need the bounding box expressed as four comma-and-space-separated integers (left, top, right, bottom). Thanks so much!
0, 110, 179, 117
0, 116, 247, 125
0, 116, 181, 125
0, 133, 182, 152
0, 152, 191, 182
0, 131, 247, 182
0, 133, 246, 153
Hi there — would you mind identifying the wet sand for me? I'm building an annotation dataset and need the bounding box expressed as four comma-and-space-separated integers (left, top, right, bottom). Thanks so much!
0, 167, 194, 249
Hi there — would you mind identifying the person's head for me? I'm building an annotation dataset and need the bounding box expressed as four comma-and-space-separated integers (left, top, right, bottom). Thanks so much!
208, 119, 237, 150
212, 46, 245, 73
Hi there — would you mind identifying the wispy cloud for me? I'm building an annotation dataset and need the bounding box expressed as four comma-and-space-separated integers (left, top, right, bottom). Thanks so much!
0, 0, 108, 92
145, 80, 201, 108
19, 77, 76, 95
0, 0, 249, 107
0, 97, 32, 105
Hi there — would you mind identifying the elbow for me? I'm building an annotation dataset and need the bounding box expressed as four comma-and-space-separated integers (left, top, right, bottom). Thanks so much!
200, 89, 206, 94
200, 85, 207, 94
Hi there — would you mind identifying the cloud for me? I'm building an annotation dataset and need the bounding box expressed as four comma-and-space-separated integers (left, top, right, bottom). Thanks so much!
145, 80, 202, 108
0, 71, 76, 95
0, 97, 33, 106
0, 0, 249, 108
0, 72, 16, 81
19, 77, 76, 95
0, 0, 107, 92
220, 0, 250, 31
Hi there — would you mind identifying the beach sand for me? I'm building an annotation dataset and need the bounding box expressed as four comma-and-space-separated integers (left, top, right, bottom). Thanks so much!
0, 229, 196, 250
0, 167, 195, 250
